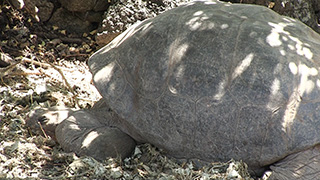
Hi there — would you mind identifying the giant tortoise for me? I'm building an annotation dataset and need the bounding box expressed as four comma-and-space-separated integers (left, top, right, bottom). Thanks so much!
28, 0, 320, 179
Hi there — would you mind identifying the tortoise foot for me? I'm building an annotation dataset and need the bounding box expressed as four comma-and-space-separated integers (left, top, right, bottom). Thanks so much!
27, 107, 75, 140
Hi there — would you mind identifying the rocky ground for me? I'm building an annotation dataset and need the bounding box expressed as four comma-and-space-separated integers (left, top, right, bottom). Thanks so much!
1, 0, 319, 179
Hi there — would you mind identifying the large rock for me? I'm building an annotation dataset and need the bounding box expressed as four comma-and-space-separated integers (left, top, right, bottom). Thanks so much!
224, 0, 320, 33
49, 8, 93, 33
58, 0, 108, 12
97, 0, 192, 46
273, 0, 320, 33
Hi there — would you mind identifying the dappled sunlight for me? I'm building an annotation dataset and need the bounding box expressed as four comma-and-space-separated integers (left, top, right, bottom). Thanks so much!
261, 15, 320, 134
267, 22, 314, 60
266, 77, 282, 113
212, 53, 254, 103
94, 61, 116, 93
168, 85, 178, 95
266, 22, 289, 47
168, 63, 185, 95
288, 35, 313, 59
232, 53, 254, 80
81, 131, 99, 149
213, 80, 227, 102
220, 24, 229, 29
68, 123, 81, 131
270, 79, 280, 96
169, 42, 189, 65
282, 90, 301, 133
296, 64, 318, 94
168, 42, 189, 95
282, 63, 318, 133
266, 78, 281, 112
204, 1, 218, 5
288, 62, 298, 74
186, 11, 213, 31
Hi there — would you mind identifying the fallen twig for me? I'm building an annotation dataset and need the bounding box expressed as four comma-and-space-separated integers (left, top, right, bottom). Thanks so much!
0, 61, 20, 78
21, 57, 51, 69
38, 121, 49, 139
0, 61, 20, 85
43, 60, 80, 107
34, 31, 89, 44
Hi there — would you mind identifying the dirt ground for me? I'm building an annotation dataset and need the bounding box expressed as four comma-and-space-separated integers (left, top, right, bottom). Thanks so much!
0, 1, 272, 179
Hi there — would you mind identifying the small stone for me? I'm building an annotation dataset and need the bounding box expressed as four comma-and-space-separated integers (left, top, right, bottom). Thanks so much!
110, 169, 122, 178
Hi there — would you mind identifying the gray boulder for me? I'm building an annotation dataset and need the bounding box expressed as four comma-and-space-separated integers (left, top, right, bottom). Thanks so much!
58, 0, 108, 12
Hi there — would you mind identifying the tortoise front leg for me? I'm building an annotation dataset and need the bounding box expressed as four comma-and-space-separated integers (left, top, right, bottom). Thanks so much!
55, 109, 136, 161
28, 106, 136, 161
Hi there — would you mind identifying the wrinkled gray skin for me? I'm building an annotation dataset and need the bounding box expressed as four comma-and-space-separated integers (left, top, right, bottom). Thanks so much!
28, 1, 320, 179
